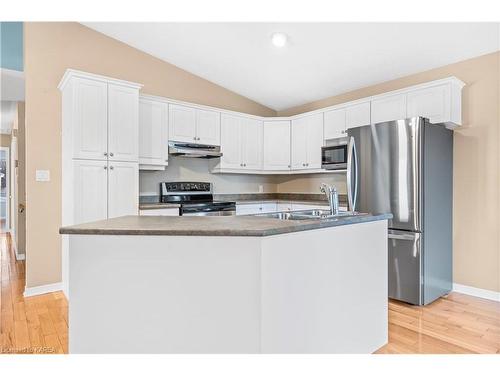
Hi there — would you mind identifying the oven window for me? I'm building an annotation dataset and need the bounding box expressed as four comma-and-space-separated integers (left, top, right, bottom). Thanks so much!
323, 146, 347, 164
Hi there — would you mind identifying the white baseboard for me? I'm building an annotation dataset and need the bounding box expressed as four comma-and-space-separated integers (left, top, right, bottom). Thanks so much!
24, 282, 63, 298
453, 283, 500, 302
15, 252, 25, 261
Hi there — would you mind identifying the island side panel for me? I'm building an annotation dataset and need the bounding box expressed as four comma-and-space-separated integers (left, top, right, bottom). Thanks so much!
260, 220, 388, 353
69, 235, 262, 353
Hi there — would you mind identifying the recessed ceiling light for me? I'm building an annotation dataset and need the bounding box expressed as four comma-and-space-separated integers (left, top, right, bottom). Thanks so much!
271, 32, 288, 48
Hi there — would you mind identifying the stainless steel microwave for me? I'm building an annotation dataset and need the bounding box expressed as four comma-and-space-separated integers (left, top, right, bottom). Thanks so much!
321, 144, 348, 170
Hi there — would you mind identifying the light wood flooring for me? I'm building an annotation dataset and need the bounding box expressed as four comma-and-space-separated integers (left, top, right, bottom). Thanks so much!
0, 231, 498, 354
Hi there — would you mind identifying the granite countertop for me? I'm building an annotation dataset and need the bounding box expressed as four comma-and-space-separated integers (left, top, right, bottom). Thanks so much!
59, 213, 392, 237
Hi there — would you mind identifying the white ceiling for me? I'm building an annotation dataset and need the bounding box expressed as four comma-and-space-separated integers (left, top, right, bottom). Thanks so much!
83, 23, 499, 111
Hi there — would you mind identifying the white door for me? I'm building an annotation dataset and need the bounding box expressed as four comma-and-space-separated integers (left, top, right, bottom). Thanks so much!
73, 159, 108, 224
305, 113, 324, 169
219, 114, 242, 169
72, 78, 108, 160
139, 99, 168, 166
345, 102, 371, 128
263, 121, 291, 171
291, 117, 308, 170
107, 161, 139, 219
406, 85, 451, 124
241, 118, 263, 170
196, 109, 220, 145
169, 104, 197, 143
371, 93, 407, 124
324, 108, 346, 139
108, 84, 139, 162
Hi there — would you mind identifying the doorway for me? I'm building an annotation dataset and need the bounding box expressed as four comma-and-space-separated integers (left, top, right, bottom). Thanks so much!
0, 146, 9, 231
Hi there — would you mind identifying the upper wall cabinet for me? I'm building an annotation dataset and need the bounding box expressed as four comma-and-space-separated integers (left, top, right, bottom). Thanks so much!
324, 108, 346, 139
345, 101, 371, 129
263, 120, 291, 171
407, 84, 454, 124
169, 104, 221, 146
61, 74, 141, 163
371, 93, 407, 124
291, 113, 323, 170
139, 97, 168, 170
216, 114, 263, 172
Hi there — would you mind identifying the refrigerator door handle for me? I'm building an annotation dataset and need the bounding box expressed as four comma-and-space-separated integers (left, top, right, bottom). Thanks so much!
346, 136, 358, 212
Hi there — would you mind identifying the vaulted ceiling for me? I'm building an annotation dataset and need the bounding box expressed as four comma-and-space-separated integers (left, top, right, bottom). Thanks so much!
83, 23, 499, 111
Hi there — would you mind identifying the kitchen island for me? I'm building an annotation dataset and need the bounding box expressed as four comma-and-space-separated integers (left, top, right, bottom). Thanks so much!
60, 213, 391, 353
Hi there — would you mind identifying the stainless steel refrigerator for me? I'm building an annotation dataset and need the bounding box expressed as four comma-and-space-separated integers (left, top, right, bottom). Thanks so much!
347, 117, 453, 305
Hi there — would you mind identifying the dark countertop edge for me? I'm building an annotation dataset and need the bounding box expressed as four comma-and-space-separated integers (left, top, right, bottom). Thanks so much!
59, 213, 392, 237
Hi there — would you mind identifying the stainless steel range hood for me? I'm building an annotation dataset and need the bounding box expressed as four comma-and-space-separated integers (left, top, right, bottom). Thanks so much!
168, 142, 223, 159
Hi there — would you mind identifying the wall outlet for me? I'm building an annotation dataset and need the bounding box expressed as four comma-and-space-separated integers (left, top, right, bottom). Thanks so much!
35, 169, 50, 182
258, 185, 264, 193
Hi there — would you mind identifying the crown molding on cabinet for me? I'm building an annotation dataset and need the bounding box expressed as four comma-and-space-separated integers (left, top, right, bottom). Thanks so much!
58, 69, 143, 91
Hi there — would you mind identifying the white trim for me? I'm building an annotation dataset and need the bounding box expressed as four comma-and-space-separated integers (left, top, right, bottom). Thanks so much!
453, 283, 500, 302
23, 282, 63, 298
1, 146, 10, 231
58, 68, 143, 91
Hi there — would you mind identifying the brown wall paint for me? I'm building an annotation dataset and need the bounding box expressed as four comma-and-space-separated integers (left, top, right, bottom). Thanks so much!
24, 22, 277, 288
277, 52, 500, 293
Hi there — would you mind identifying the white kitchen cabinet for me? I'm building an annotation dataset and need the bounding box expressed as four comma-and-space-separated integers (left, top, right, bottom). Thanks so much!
107, 161, 139, 219
196, 109, 221, 145
72, 78, 108, 160
345, 101, 371, 128
108, 84, 139, 162
324, 108, 346, 140
73, 159, 108, 223
291, 203, 330, 211
139, 208, 179, 216
263, 121, 291, 171
277, 202, 292, 212
407, 84, 451, 124
139, 98, 168, 169
241, 117, 263, 170
169, 104, 220, 146
236, 202, 277, 215
291, 113, 323, 171
371, 93, 407, 124
219, 114, 263, 172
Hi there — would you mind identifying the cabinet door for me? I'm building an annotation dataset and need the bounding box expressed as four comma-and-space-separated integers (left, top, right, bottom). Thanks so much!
407, 85, 451, 124
220, 114, 242, 169
371, 94, 407, 124
345, 102, 370, 128
108, 161, 139, 219
169, 104, 197, 143
241, 117, 263, 170
73, 159, 108, 223
324, 108, 346, 139
196, 109, 221, 146
72, 78, 108, 160
291, 117, 308, 170
236, 203, 263, 215
108, 84, 139, 162
305, 113, 324, 169
263, 121, 291, 171
139, 99, 168, 166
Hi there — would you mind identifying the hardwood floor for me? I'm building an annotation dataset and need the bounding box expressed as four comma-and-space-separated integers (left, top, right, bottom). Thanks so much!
0, 231, 498, 354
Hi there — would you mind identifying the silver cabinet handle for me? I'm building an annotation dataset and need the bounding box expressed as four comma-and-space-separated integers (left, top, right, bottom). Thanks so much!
104, 152, 108, 156
288, 165, 291, 168
193, 137, 197, 140
109, 152, 114, 157
109, 166, 114, 170
243, 163, 246, 167
104, 166, 108, 170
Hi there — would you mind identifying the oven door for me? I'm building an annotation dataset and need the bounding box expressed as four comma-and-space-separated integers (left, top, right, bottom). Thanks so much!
321, 144, 348, 170
181, 203, 236, 216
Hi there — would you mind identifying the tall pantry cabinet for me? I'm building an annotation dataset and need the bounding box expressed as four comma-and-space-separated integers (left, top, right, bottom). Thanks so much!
59, 70, 142, 298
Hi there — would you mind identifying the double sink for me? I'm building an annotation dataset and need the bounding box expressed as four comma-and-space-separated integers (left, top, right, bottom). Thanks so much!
255, 209, 367, 221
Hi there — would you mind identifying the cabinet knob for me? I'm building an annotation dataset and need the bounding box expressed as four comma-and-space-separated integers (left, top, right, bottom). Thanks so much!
109, 166, 114, 170
243, 163, 246, 167
193, 137, 197, 140
104, 166, 108, 170
288, 165, 291, 168
104, 152, 108, 156
109, 152, 114, 157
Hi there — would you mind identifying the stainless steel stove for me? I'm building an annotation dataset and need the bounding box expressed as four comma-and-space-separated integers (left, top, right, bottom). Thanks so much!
160, 182, 236, 216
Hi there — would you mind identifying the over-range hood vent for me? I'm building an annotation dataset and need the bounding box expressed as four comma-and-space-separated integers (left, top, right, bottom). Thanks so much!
168, 142, 223, 159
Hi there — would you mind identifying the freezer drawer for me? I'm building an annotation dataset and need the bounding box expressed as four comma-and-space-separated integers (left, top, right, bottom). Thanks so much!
388, 230, 422, 305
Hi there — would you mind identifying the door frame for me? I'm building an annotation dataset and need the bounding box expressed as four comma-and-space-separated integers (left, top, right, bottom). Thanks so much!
0, 146, 10, 231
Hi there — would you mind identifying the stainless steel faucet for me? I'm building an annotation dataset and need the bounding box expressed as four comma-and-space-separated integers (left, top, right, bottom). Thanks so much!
320, 183, 339, 216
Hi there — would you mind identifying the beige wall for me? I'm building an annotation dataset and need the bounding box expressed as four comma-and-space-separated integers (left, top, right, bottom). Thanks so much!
0, 134, 10, 147
277, 52, 500, 293
24, 22, 277, 288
